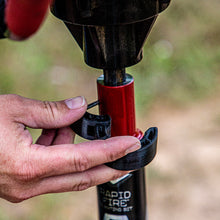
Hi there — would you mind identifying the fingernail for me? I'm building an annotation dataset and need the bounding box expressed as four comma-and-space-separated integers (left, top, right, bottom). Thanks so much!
125, 142, 141, 155
65, 96, 86, 109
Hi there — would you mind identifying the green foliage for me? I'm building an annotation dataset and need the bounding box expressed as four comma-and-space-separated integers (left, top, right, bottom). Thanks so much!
0, 1, 219, 110
131, 0, 220, 111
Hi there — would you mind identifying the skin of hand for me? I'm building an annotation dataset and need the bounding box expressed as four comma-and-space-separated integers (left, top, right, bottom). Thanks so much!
0, 94, 141, 203
3, 0, 141, 204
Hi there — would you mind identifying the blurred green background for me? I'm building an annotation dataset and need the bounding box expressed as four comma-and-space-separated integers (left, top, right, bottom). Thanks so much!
0, 0, 219, 220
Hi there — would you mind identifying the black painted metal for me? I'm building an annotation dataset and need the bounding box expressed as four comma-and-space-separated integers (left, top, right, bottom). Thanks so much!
70, 111, 111, 140
98, 68, 148, 220
0, 0, 6, 38
87, 100, 100, 110
81, 19, 157, 69
97, 168, 147, 220
51, 0, 171, 25
103, 69, 126, 86
51, 0, 169, 69
64, 17, 157, 69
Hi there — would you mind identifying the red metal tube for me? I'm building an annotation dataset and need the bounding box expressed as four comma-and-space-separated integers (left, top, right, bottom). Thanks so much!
97, 74, 146, 220
5, 0, 52, 38
97, 75, 136, 137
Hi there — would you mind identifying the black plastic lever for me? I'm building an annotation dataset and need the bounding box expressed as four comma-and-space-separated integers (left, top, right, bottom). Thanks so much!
70, 101, 111, 140
70, 112, 111, 140
70, 101, 158, 170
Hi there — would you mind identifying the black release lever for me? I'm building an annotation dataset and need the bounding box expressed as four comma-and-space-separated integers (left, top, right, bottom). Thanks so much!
70, 101, 111, 140
71, 101, 158, 170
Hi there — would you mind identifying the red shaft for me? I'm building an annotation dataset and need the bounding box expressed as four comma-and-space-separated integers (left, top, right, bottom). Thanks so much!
97, 75, 146, 220
5, 0, 52, 38
97, 77, 136, 137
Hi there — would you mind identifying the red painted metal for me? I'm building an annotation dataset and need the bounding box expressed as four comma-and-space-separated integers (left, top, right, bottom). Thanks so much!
6, 0, 52, 38
97, 78, 136, 137
134, 129, 144, 140
97, 76, 147, 220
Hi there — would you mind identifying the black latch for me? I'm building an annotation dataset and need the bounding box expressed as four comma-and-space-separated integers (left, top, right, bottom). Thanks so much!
70, 101, 111, 140
70, 101, 158, 170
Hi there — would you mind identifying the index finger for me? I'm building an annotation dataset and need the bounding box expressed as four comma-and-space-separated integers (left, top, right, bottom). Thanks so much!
26, 136, 141, 179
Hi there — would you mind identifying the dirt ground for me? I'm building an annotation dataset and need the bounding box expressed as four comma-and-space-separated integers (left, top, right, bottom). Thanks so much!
143, 94, 220, 220
0, 92, 219, 220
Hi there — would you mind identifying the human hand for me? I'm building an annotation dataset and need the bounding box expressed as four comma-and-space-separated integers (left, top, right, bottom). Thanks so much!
4, 0, 52, 40
0, 94, 140, 203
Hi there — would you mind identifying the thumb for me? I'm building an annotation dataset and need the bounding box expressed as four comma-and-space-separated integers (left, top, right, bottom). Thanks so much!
8, 95, 87, 129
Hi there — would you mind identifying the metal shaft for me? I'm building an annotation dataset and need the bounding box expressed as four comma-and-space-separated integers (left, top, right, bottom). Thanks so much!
97, 72, 147, 220
103, 69, 126, 87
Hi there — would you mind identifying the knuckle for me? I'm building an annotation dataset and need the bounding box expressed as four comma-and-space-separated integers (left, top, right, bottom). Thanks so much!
103, 140, 125, 162
73, 173, 93, 191
5, 183, 31, 203
106, 150, 119, 162
42, 101, 59, 126
9, 190, 30, 203
72, 153, 90, 172
0, 182, 29, 203
13, 161, 38, 182
8, 94, 24, 108
0, 94, 22, 113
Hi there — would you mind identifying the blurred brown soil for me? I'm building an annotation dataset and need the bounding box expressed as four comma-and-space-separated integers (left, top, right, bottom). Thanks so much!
144, 94, 220, 220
